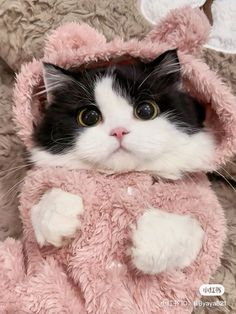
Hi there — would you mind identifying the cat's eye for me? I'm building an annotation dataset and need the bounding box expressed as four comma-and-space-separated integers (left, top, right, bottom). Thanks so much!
134, 101, 159, 120
77, 106, 102, 127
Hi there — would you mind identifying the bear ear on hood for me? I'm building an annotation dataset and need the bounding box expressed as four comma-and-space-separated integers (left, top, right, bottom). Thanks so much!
43, 23, 107, 66
145, 6, 210, 55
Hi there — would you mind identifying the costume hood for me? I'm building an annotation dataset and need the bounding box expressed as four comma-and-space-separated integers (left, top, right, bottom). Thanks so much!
13, 6, 236, 170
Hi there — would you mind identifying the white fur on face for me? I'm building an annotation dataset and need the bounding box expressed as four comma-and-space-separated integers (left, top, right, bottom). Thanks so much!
31, 76, 216, 179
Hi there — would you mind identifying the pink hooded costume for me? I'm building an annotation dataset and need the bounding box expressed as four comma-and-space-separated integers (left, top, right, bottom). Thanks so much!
0, 7, 236, 314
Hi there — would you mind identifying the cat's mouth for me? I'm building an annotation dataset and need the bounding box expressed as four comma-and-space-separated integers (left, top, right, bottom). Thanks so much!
112, 146, 130, 155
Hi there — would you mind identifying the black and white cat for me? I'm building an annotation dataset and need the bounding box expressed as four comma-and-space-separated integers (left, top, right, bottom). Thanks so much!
30, 50, 214, 273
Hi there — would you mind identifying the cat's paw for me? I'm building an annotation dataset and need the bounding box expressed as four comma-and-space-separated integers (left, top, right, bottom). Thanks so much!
31, 188, 84, 247
131, 208, 204, 274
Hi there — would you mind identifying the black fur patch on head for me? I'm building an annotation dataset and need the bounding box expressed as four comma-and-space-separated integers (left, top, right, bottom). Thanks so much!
111, 50, 205, 132
33, 50, 206, 154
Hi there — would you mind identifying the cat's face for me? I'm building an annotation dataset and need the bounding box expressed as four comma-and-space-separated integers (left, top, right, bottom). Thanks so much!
32, 50, 215, 179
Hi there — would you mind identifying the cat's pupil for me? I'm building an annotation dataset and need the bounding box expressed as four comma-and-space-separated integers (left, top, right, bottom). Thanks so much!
78, 106, 101, 127
84, 110, 99, 126
135, 102, 158, 120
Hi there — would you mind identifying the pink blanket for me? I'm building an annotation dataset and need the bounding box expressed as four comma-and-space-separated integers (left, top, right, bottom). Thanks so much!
1, 7, 236, 314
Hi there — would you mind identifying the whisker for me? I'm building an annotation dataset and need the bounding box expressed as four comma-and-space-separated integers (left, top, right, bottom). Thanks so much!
214, 170, 236, 193
137, 61, 180, 90
0, 163, 33, 177
219, 166, 236, 183
34, 82, 63, 96
0, 177, 26, 202
226, 160, 236, 169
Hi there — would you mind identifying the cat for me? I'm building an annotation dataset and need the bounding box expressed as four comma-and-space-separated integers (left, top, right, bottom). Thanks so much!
32, 49, 215, 179
30, 50, 214, 273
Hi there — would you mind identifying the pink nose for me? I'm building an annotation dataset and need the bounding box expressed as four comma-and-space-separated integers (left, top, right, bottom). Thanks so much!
110, 127, 129, 140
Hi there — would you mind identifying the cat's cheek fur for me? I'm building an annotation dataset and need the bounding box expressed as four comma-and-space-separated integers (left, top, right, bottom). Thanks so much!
75, 117, 216, 176
30, 126, 215, 179
131, 209, 204, 274
139, 130, 216, 179
76, 127, 119, 162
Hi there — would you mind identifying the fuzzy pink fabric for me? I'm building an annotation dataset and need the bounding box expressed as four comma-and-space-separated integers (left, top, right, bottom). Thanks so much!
1, 6, 236, 314
0, 169, 226, 313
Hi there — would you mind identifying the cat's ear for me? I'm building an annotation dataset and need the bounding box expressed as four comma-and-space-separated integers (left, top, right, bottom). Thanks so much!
42, 63, 74, 103
145, 49, 181, 85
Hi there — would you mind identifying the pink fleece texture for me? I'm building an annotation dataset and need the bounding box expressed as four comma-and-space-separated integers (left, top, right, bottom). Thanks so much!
0, 6, 236, 314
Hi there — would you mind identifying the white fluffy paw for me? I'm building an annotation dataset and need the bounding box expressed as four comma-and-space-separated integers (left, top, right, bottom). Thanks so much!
131, 209, 204, 274
31, 188, 84, 247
